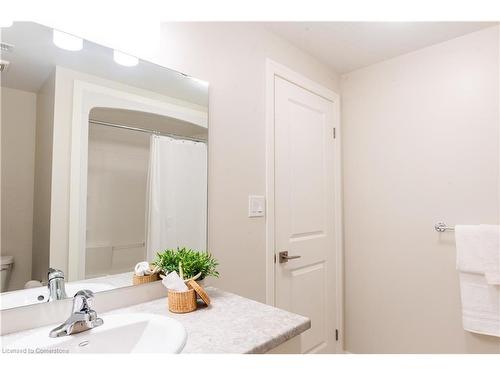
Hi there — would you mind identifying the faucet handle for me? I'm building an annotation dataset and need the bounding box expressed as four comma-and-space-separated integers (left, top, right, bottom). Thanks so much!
72, 289, 95, 313
49, 289, 102, 338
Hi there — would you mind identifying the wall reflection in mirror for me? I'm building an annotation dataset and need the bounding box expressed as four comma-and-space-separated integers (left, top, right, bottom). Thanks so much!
0, 22, 208, 310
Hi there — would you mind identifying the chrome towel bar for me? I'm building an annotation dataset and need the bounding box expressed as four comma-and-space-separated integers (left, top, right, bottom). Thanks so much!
435, 221, 455, 232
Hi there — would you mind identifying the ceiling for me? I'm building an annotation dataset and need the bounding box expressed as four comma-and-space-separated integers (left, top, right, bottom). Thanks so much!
0, 22, 208, 107
265, 22, 498, 73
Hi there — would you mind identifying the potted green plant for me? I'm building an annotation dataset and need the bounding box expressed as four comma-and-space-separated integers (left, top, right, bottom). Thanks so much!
153, 247, 219, 283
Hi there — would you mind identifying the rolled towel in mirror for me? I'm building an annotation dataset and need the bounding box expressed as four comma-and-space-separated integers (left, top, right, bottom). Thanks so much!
24, 280, 43, 289
134, 261, 152, 276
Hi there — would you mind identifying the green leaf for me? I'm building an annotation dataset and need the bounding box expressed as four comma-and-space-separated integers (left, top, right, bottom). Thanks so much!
152, 247, 219, 279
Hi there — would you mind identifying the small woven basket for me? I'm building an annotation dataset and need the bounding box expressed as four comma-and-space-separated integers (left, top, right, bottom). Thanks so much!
132, 273, 160, 285
168, 288, 197, 313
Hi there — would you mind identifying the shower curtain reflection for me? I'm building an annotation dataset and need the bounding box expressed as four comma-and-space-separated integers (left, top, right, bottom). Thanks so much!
146, 135, 208, 261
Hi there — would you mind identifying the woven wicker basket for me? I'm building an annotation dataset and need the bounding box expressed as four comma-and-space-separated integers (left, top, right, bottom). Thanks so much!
168, 288, 197, 313
132, 273, 160, 285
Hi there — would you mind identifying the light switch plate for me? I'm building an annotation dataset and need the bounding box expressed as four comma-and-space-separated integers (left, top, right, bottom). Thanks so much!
248, 195, 265, 217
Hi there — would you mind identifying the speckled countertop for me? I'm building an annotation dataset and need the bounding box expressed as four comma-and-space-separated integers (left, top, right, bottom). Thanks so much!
112, 287, 310, 353
1, 287, 310, 354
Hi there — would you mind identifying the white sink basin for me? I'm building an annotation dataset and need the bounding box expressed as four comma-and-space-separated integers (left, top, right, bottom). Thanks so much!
3, 313, 187, 353
1, 282, 114, 310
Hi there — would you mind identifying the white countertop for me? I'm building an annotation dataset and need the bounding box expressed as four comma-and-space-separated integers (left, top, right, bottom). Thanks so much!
1, 287, 310, 354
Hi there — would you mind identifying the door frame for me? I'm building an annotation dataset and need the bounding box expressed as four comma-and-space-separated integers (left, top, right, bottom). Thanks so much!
265, 59, 344, 352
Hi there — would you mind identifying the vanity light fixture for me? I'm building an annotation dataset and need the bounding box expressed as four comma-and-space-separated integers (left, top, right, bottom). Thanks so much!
53, 30, 83, 51
113, 50, 139, 67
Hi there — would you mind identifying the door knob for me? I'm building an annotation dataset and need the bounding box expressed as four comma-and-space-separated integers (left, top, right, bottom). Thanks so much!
279, 251, 301, 263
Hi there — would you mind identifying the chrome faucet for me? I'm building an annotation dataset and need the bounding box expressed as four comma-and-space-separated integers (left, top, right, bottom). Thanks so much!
49, 290, 104, 338
47, 268, 67, 302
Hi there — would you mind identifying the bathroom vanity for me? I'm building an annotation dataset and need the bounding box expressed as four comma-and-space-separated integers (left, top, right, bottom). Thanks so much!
108, 288, 310, 353
1, 286, 310, 353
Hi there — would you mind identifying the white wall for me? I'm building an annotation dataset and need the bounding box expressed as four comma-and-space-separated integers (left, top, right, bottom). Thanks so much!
32, 72, 55, 282
1, 87, 37, 290
157, 22, 340, 302
341, 26, 500, 353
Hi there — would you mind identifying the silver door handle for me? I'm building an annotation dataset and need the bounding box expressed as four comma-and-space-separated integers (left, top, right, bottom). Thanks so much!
279, 251, 301, 263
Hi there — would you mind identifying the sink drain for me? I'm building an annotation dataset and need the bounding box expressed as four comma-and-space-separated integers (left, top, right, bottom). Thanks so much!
78, 340, 89, 347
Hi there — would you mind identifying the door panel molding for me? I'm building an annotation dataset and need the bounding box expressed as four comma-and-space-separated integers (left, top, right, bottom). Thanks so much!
265, 59, 343, 353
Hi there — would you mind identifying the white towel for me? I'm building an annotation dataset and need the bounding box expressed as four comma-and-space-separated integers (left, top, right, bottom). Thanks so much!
458, 273, 500, 337
456, 225, 483, 274
480, 225, 500, 285
24, 280, 43, 289
455, 224, 500, 337
134, 261, 152, 276
160, 271, 188, 292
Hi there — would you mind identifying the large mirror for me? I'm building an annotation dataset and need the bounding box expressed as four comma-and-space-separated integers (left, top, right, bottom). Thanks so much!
0, 22, 208, 309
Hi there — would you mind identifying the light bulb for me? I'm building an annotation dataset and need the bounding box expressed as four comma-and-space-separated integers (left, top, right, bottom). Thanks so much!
113, 50, 139, 67
53, 30, 83, 51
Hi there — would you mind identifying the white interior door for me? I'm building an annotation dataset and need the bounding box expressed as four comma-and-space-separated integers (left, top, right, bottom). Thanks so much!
274, 76, 337, 354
